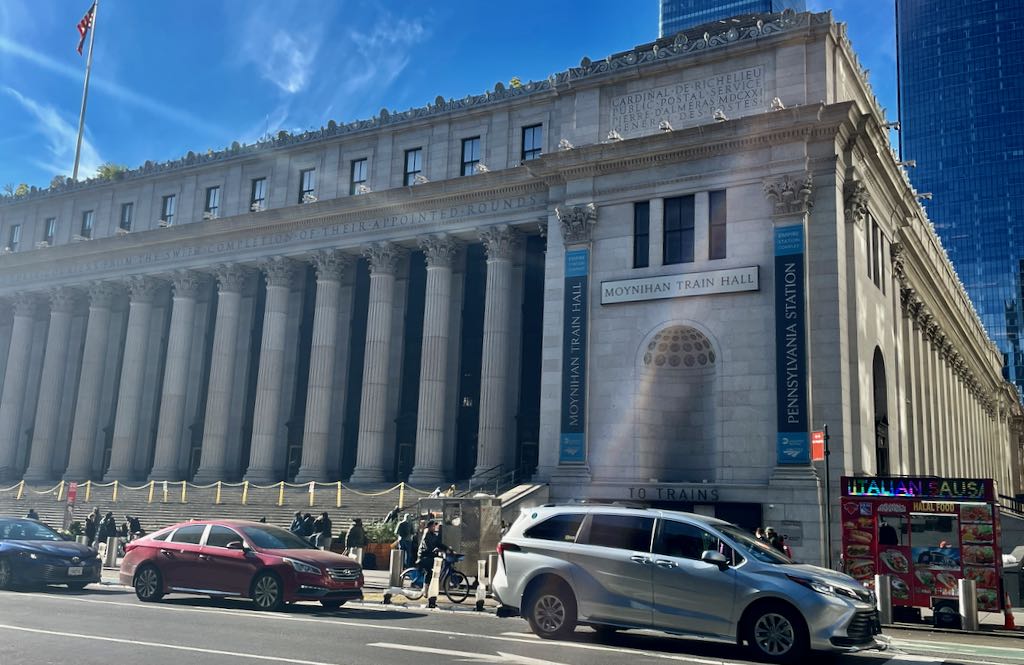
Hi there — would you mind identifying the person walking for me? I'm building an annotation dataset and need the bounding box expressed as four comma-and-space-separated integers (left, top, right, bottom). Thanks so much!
313, 512, 333, 550
85, 507, 101, 547
344, 518, 367, 562
395, 513, 416, 567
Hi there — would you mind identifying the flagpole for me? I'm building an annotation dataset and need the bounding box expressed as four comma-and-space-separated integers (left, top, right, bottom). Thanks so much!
72, 0, 99, 182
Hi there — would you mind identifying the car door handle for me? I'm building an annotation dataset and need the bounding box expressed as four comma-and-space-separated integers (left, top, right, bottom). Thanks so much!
654, 559, 677, 569
629, 555, 650, 565
198, 554, 210, 560
159, 549, 174, 558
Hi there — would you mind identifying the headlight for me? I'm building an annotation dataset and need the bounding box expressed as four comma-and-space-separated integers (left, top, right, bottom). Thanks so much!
283, 558, 321, 575
17, 551, 38, 560
787, 575, 863, 601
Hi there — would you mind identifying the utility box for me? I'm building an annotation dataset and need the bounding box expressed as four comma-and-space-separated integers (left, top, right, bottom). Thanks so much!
416, 496, 502, 565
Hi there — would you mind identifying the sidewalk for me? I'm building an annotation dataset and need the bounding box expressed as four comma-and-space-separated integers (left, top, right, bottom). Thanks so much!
886, 606, 1024, 639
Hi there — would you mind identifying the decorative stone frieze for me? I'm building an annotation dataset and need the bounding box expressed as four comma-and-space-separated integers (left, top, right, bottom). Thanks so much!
418, 235, 461, 269
844, 178, 869, 229
363, 242, 404, 276
171, 270, 206, 299
556, 204, 598, 245
480, 225, 520, 261
310, 250, 351, 282
764, 173, 814, 217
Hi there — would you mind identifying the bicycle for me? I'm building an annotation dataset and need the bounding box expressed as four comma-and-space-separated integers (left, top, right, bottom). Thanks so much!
399, 550, 470, 603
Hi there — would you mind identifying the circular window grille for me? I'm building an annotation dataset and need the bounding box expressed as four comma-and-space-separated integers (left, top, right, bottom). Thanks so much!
644, 326, 716, 368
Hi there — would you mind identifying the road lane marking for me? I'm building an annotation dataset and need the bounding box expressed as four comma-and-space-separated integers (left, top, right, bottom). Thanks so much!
0, 623, 337, 664
371, 642, 567, 665
0, 592, 754, 664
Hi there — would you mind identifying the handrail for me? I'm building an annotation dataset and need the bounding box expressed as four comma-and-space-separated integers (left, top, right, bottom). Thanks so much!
999, 493, 1024, 517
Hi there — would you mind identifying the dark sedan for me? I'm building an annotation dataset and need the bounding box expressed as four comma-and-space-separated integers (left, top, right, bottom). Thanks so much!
0, 518, 102, 590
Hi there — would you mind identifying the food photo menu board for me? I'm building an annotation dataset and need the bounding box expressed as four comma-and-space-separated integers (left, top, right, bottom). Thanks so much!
839, 476, 1003, 611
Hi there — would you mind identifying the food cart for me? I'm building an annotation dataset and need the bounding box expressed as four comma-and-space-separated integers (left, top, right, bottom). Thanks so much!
415, 496, 503, 566
840, 476, 1004, 613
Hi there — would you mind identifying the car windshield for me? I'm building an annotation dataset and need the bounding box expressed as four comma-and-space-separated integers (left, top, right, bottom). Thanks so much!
0, 519, 64, 542
718, 525, 793, 565
239, 525, 315, 550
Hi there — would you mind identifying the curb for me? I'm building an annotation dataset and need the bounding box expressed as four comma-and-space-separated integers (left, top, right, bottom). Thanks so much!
885, 622, 1024, 640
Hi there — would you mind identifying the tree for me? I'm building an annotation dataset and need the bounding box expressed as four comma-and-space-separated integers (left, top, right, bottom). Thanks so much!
2, 183, 29, 196
95, 163, 128, 180
50, 175, 68, 189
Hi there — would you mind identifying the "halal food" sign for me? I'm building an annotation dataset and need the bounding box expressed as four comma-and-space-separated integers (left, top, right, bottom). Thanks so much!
841, 476, 994, 501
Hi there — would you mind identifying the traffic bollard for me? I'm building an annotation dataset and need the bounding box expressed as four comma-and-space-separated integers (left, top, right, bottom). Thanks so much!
104, 537, 118, 568
384, 550, 404, 605
475, 559, 487, 611
875, 574, 892, 625
959, 578, 979, 632
426, 557, 443, 608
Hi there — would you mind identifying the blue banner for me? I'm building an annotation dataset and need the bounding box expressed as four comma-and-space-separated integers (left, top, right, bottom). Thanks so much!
560, 249, 589, 464
774, 225, 809, 464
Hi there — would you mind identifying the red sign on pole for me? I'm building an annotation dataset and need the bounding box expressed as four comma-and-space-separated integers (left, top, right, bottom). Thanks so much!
811, 430, 825, 461
67, 481, 78, 505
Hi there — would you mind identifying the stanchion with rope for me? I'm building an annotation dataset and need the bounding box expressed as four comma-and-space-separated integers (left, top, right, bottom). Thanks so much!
147, 480, 155, 504
336, 481, 341, 508
426, 557, 443, 609
56, 480, 65, 501
16, 480, 24, 500
180, 480, 186, 503
308, 481, 315, 507
215, 481, 222, 505
112, 480, 118, 503
277, 481, 284, 506
399, 482, 405, 510
242, 480, 249, 505
84, 479, 91, 503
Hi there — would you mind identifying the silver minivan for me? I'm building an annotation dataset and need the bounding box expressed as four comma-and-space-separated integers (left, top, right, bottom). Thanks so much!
491, 505, 884, 663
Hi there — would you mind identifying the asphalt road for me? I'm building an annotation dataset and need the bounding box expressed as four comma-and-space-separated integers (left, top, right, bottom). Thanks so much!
0, 585, 1021, 665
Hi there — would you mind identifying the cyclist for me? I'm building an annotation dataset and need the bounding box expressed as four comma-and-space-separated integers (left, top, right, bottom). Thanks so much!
416, 519, 449, 587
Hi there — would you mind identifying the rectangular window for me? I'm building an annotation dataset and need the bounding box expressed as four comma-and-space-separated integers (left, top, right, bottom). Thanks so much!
461, 136, 481, 176
299, 169, 316, 203
404, 148, 422, 186
43, 217, 56, 245
709, 190, 727, 260
633, 202, 650, 268
204, 187, 220, 217
523, 514, 585, 542
119, 202, 133, 231
663, 195, 695, 265
582, 515, 654, 552
250, 178, 267, 210
654, 520, 723, 561
80, 210, 94, 238
7, 224, 20, 252
350, 158, 368, 195
870, 218, 880, 288
521, 124, 542, 162
161, 195, 176, 226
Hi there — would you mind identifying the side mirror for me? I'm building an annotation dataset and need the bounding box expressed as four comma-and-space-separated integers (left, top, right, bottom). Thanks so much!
226, 540, 248, 551
701, 549, 729, 571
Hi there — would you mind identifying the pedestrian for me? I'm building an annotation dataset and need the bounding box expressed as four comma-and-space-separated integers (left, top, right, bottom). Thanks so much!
124, 514, 144, 540
764, 526, 785, 554
301, 512, 315, 538
395, 513, 416, 567
97, 511, 118, 554
85, 507, 101, 547
416, 520, 449, 588
382, 505, 400, 523
289, 511, 303, 534
26, 508, 39, 521
429, 487, 442, 498
313, 512, 333, 550
443, 484, 457, 497
344, 518, 367, 560
258, 516, 267, 523
755, 527, 766, 542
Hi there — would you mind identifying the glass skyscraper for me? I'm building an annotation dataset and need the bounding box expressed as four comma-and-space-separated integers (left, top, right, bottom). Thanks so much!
897, 1, 1024, 391
659, 0, 806, 36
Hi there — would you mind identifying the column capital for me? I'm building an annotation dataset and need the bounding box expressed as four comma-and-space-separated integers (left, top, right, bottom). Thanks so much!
363, 241, 405, 275
125, 275, 162, 303
11, 292, 40, 317
310, 250, 351, 282
764, 172, 814, 217
87, 281, 121, 308
213, 263, 249, 293
171, 270, 207, 299
48, 286, 80, 313
418, 234, 461, 268
259, 256, 297, 288
555, 204, 598, 245
480, 224, 520, 261
843, 176, 869, 229
890, 242, 907, 285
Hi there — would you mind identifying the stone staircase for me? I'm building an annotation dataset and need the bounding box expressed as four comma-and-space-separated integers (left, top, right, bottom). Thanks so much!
0, 481, 433, 534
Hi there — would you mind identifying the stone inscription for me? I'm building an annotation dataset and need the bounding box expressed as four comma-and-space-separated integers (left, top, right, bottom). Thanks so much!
601, 266, 759, 305
0, 195, 542, 286
610, 66, 765, 137
627, 486, 720, 502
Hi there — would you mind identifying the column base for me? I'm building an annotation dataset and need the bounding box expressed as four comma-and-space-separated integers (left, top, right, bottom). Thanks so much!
0, 466, 22, 483
148, 468, 184, 482
293, 468, 331, 484
407, 467, 446, 487
192, 468, 229, 484
63, 468, 98, 482
243, 468, 282, 484
347, 466, 386, 484
21, 468, 57, 484
103, 468, 139, 483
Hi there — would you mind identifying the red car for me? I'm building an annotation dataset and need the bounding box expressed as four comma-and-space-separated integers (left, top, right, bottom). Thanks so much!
119, 519, 363, 611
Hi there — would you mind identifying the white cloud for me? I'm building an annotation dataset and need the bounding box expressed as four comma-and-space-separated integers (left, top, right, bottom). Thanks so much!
341, 17, 427, 97
236, 3, 325, 96
3, 87, 103, 178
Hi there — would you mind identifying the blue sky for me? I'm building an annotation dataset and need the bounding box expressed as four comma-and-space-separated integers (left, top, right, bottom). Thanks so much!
0, 1, 896, 190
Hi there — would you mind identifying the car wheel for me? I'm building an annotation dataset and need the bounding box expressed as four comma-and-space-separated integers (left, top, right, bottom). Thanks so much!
134, 565, 164, 602
745, 604, 809, 664
251, 572, 284, 612
525, 581, 577, 640
67, 582, 90, 591
320, 599, 346, 609
0, 559, 12, 590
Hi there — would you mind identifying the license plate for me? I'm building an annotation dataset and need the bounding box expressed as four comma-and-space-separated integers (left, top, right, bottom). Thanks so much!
68, 566, 83, 576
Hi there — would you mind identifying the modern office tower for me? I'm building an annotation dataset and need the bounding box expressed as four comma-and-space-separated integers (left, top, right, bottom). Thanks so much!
659, 0, 806, 36
897, 0, 1024, 391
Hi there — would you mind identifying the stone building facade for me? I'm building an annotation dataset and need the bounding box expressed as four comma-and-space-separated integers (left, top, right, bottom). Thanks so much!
0, 10, 1020, 562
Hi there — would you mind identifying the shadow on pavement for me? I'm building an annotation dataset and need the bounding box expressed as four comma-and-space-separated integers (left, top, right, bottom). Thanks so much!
7, 584, 133, 597
158, 595, 422, 621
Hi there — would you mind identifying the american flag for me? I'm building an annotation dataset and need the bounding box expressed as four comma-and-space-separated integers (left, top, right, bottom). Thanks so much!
76, 3, 96, 55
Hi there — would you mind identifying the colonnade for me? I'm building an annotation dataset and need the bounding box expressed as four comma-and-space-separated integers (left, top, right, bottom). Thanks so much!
0, 225, 525, 484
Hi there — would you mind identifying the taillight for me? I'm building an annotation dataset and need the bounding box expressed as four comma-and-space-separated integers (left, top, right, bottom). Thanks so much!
496, 542, 520, 570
